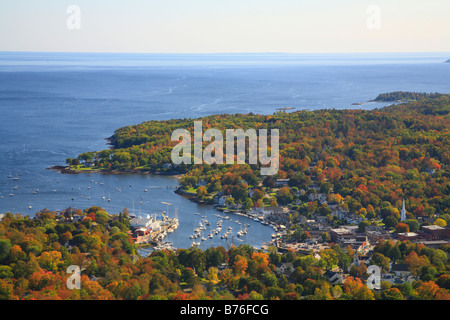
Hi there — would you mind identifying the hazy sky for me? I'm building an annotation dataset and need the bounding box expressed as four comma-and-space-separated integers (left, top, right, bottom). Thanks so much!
1, 0, 449, 53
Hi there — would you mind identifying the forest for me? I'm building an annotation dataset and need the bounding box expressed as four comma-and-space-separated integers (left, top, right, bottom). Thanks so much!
0, 206, 449, 300
373, 91, 445, 102
68, 92, 450, 223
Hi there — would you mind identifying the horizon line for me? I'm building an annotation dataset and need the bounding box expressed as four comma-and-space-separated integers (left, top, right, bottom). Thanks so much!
1, 50, 450, 55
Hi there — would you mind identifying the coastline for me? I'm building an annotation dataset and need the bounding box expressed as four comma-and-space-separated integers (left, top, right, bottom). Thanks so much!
47, 165, 184, 180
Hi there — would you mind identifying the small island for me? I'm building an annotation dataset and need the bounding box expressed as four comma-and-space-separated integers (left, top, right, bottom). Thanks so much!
372, 91, 444, 102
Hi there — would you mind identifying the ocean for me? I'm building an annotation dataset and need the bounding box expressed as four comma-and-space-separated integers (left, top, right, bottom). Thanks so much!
0, 51, 449, 249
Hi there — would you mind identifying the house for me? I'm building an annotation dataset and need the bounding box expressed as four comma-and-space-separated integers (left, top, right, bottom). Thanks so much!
72, 212, 84, 222
218, 195, 232, 206
251, 206, 287, 217
130, 216, 154, 230
196, 180, 207, 187
381, 273, 415, 285
162, 163, 172, 169
275, 179, 290, 187
324, 270, 344, 285
308, 193, 327, 203
276, 262, 295, 277
390, 264, 411, 278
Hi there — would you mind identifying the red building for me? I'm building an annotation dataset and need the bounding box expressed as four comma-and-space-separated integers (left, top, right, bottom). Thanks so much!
421, 225, 447, 240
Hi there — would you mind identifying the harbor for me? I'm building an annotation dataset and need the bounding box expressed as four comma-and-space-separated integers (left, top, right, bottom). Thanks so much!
1, 172, 273, 253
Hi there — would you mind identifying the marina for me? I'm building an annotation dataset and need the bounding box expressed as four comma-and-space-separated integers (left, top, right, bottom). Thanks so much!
1, 172, 274, 252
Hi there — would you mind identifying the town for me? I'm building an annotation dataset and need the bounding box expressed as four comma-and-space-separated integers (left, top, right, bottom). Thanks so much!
173, 174, 450, 288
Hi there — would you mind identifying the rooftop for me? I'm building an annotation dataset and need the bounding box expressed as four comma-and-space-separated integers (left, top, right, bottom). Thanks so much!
398, 232, 418, 237
422, 225, 445, 231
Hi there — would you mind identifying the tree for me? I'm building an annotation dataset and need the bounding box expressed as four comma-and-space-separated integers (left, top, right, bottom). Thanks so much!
0, 266, 14, 279
233, 255, 248, 275
0, 279, 14, 300
370, 253, 390, 272
385, 215, 398, 229
405, 219, 420, 232
94, 210, 110, 225
244, 198, 254, 210
434, 218, 447, 227
0, 239, 12, 263
197, 186, 207, 199
225, 197, 235, 206
395, 223, 409, 233
277, 186, 293, 205
416, 281, 441, 300
382, 287, 404, 300
342, 276, 375, 300
358, 221, 371, 233
386, 245, 401, 263
37, 251, 63, 273
405, 251, 430, 276
181, 268, 198, 288
206, 267, 219, 285
319, 249, 338, 270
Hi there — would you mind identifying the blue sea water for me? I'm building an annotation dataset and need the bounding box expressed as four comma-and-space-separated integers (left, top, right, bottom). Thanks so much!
0, 51, 449, 249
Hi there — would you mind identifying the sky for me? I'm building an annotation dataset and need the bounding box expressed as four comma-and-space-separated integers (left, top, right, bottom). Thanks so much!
0, 0, 449, 53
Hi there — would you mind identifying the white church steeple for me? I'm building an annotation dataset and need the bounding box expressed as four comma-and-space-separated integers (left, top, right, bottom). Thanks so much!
400, 198, 407, 221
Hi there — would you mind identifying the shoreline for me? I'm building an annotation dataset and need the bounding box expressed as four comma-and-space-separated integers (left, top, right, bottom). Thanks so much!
47, 165, 185, 180
46, 165, 279, 231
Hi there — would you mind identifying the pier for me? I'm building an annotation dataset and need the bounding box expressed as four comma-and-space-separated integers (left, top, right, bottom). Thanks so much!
131, 207, 179, 247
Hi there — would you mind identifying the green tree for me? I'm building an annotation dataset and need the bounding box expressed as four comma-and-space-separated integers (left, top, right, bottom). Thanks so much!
0, 239, 12, 263
382, 287, 404, 300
